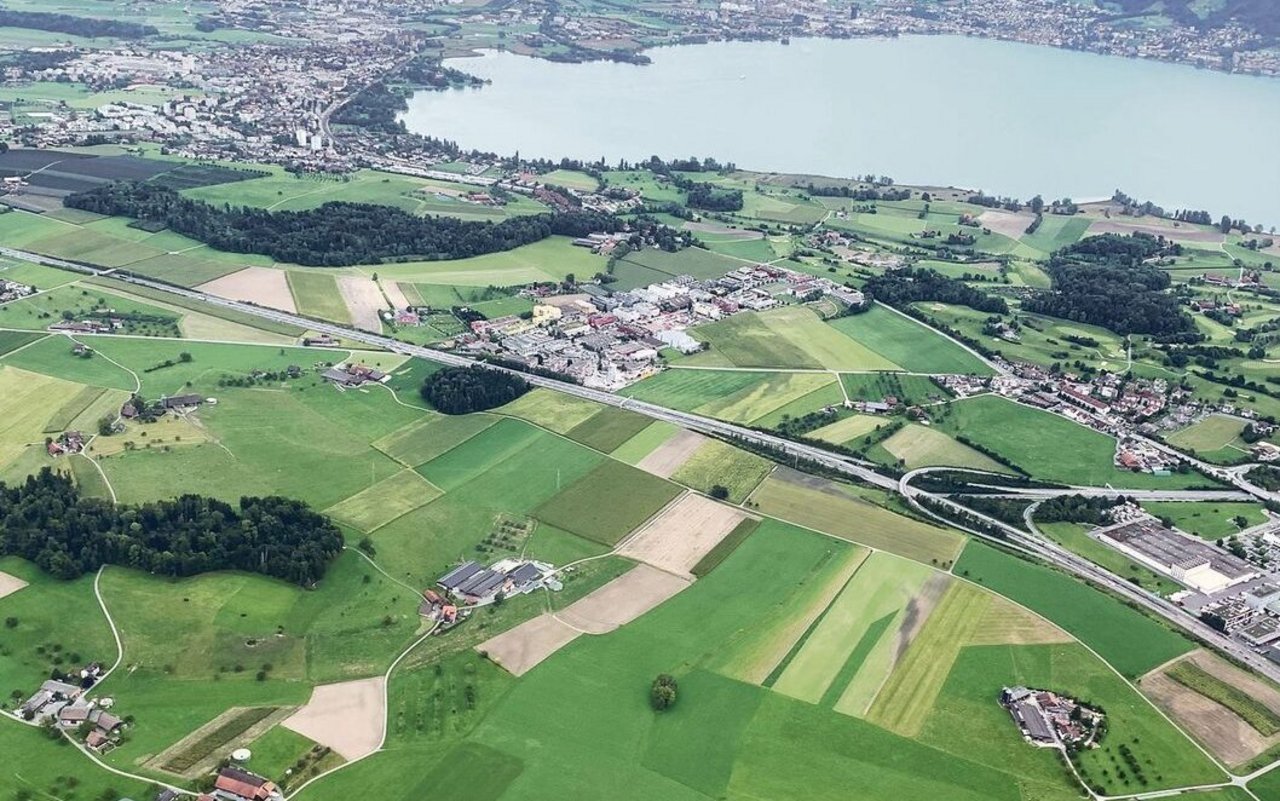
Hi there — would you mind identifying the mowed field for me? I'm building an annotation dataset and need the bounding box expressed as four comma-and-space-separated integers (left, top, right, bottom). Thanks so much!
626, 368, 840, 426
1166, 413, 1251, 463
828, 306, 992, 375
749, 470, 965, 567
689, 305, 898, 371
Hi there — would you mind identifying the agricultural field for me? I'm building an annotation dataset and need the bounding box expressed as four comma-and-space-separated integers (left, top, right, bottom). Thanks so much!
748, 470, 965, 567
935, 395, 1212, 489
689, 305, 898, 371
288, 271, 353, 323
827, 306, 993, 375
955, 543, 1194, 678
873, 423, 1011, 472
1140, 500, 1268, 540
670, 439, 772, 503
1165, 413, 1251, 464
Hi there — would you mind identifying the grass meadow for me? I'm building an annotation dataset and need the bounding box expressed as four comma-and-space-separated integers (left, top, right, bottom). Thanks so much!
936, 395, 1212, 489
954, 543, 1193, 677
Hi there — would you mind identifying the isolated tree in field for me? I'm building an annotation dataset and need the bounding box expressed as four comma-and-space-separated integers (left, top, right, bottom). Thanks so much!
650, 673, 678, 711
709, 485, 730, 500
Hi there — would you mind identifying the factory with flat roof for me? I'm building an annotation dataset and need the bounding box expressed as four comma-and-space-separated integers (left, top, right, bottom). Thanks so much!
1095, 518, 1257, 594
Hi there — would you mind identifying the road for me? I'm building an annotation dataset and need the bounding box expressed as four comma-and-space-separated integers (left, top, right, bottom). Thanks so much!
7, 244, 1280, 686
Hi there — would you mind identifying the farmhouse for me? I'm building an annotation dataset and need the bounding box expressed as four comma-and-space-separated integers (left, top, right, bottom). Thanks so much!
1000, 687, 1103, 749
1095, 518, 1257, 593
437, 559, 554, 605
211, 767, 281, 801
321, 363, 388, 387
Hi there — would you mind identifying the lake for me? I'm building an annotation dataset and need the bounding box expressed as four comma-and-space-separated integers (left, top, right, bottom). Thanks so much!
401, 36, 1280, 228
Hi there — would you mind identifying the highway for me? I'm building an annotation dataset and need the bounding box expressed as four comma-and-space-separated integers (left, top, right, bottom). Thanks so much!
7, 244, 1280, 684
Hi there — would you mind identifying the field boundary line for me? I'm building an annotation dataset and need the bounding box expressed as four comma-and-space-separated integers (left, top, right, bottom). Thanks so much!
0, 331, 51, 359
873, 300, 1006, 376
283, 617, 439, 801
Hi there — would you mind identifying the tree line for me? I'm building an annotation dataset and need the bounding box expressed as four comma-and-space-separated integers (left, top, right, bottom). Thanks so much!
1022, 233, 1194, 336
863, 267, 1009, 314
0, 9, 157, 38
0, 469, 342, 585
64, 182, 658, 267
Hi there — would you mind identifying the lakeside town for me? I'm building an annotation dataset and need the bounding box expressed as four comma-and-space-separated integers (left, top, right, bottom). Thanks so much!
0, 0, 1276, 178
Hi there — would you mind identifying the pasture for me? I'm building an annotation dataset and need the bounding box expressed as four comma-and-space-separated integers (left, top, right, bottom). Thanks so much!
609, 420, 680, 464
373, 413, 498, 467
288, 271, 353, 323
324, 469, 443, 532
876, 423, 1011, 472
357, 237, 601, 287
564, 406, 653, 453
496, 388, 600, 434
771, 551, 932, 707
533, 459, 683, 546
1140, 500, 1267, 540
1166, 414, 1250, 463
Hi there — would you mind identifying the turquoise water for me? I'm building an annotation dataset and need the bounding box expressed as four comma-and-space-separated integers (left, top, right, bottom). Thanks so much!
401, 36, 1280, 227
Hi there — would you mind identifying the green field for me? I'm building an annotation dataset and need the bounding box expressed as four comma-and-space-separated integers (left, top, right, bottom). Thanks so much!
534, 459, 682, 546
954, 543, 1194, 677
609, 420, 680, 464
0, 330, 43, 356
691, 305, 899, 371
496, 388, 600, 434
373, 413, 499, 467
772, 551, 931, 706
828, 306, 993, 374
807, 414, 885, 445
288, 271, 352, 323
1166, 414, 1250, 463
670, 439, 772, 503
875, 423, 1011, 472
936, 395, 1212, 489
565, 406, 654, 453
1140, 500, 1268, 540
750, 473, 965, 567
324, 469, 443, 532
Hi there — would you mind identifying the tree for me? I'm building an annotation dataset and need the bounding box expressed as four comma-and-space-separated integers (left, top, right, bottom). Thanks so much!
650, 673, 678, 711
419, 366, 529, 415
709, 485, 730, 500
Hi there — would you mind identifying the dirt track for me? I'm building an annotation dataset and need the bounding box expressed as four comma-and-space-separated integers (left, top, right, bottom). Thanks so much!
618, 493, 749, 576
197, 267, 297, 313
282, 677, 385, 760
0, 570, 28, 600
636, 429, 705, 477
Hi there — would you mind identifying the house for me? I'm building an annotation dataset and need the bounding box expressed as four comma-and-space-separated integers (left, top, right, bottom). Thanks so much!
213, 767, 281, 801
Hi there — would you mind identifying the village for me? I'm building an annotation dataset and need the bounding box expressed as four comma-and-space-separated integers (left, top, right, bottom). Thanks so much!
442, 261, 864, 390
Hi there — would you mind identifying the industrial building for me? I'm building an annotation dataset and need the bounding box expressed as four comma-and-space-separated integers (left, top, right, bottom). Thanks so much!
1095, 518, 1257, 593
